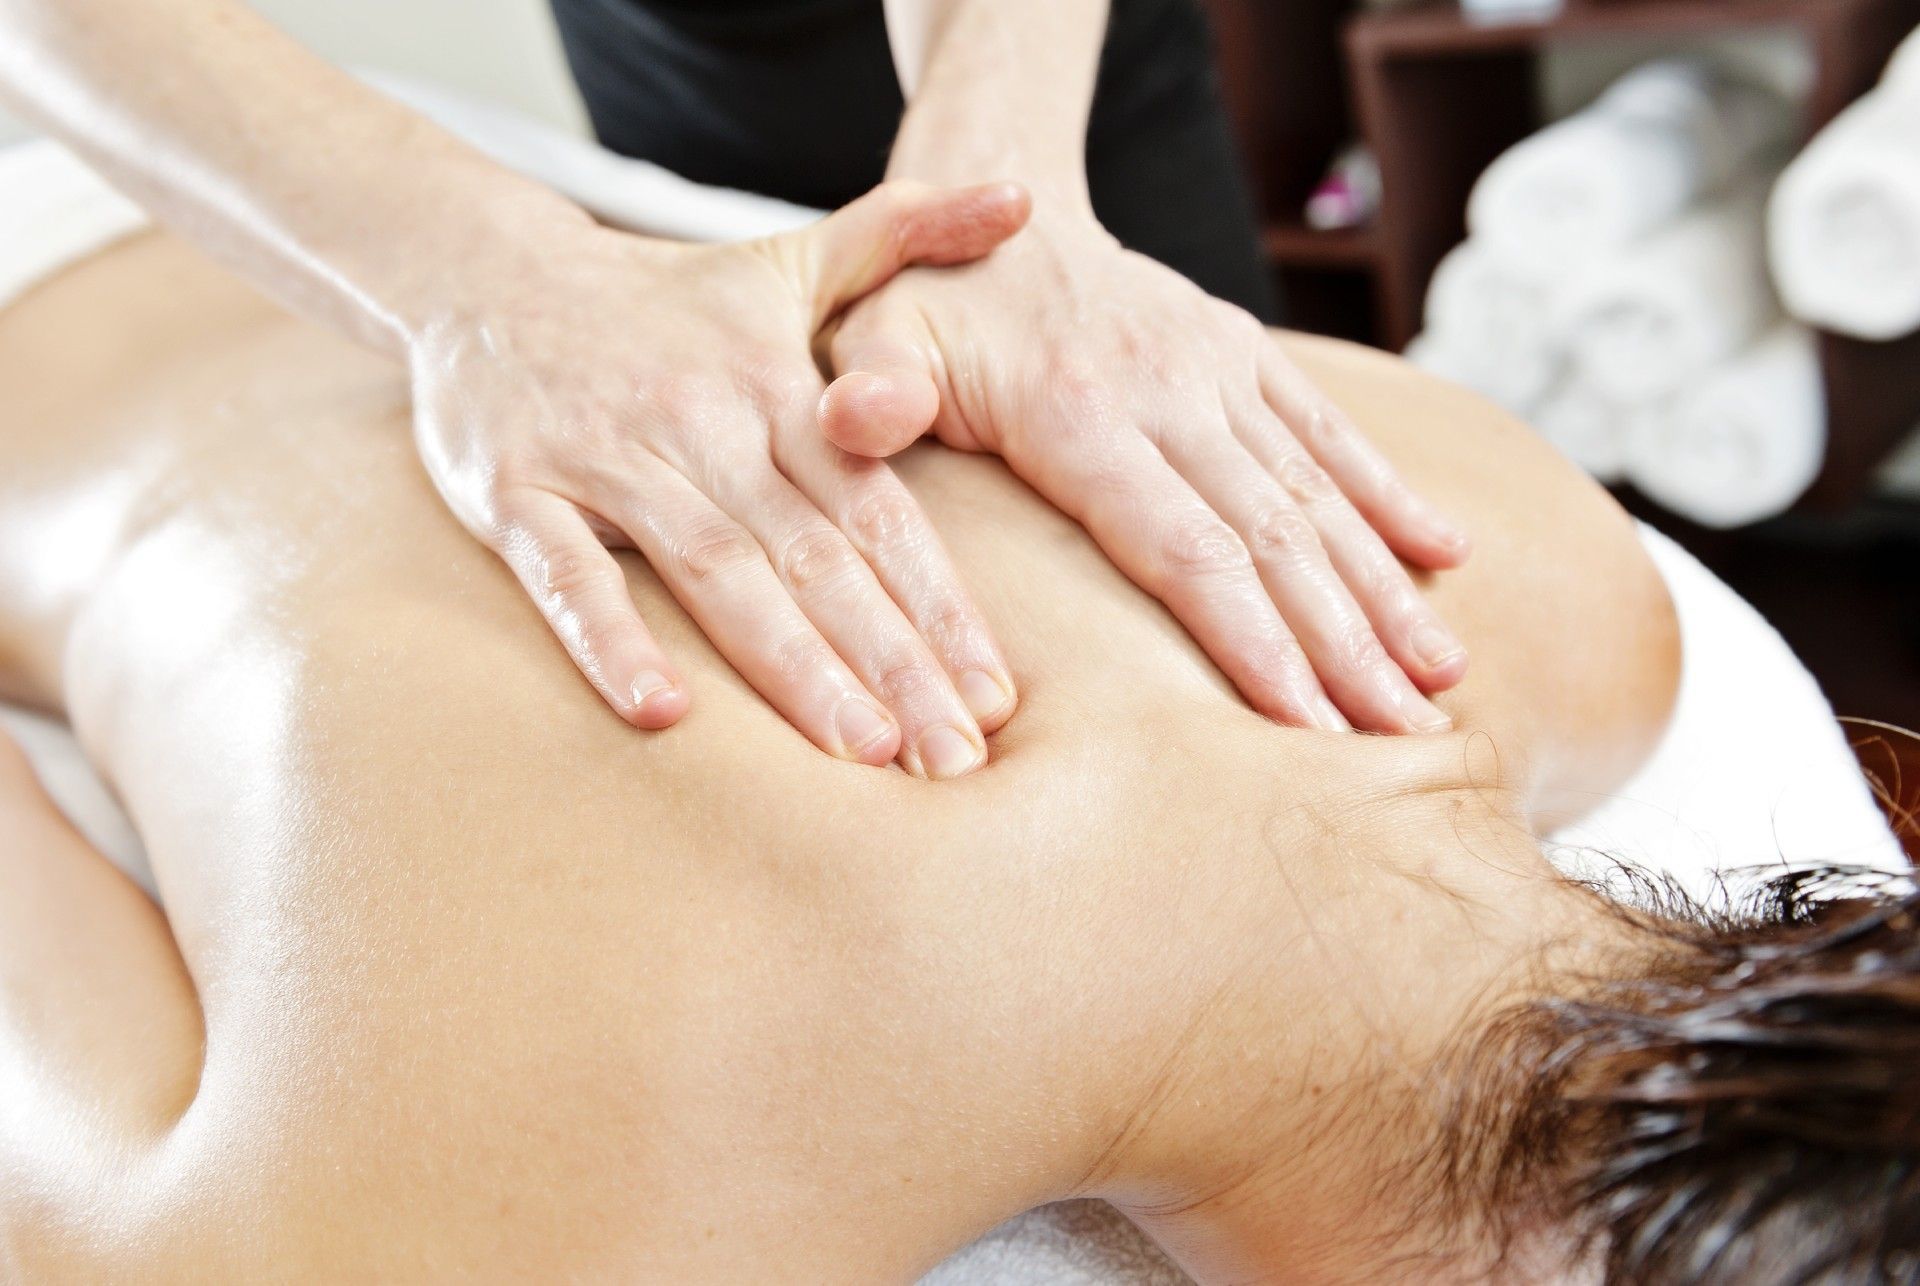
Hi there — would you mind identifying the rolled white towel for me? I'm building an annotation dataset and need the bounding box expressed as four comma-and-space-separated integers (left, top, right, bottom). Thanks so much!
1886, 21, 1920, 92
1469, 59, 1793, 273
1558, 171, 1779, 405
1411, 239, 1562, 412
1769, 81, 1920, 340
1530, 379, 1661, 484
1404, 327, 1557, 418
1629, 323, 1826, 528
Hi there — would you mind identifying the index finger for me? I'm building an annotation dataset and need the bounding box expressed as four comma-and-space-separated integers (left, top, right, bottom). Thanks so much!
1258, 341, 1471, 570
488, 489, 692, 729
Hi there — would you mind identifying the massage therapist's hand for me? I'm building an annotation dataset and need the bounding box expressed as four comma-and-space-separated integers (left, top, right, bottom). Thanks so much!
410, 181, 1031, 777
819, 209, 1471, 734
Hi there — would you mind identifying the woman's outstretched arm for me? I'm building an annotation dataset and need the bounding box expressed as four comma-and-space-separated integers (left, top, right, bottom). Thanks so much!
0, 0, 1032, 777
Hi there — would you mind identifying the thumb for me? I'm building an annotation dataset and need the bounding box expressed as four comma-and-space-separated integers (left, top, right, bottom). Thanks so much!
819, 318, 940, 458
798, 179, 1030, 325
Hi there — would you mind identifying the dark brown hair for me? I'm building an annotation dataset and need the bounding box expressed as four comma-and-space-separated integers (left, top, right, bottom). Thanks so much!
1463, 863, 1920, 1284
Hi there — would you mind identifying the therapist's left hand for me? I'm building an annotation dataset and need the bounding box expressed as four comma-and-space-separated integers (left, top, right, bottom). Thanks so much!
819, 209, 1472, 735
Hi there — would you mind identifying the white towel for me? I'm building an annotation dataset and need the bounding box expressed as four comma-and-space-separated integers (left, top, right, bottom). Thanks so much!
1886, 22, 1920, 93
1557, 171, 1780, 406
355, 69, 825, 242
1530, 378, 1661, 484
0, 142, 149, 307
1402, 329, 1554, 418
1768, 57, 1920, 340
1551, 527, 1904, 902
1468, 60, 1793, 274
1407, 239, 1562, 414
1629, 323, 1826, 528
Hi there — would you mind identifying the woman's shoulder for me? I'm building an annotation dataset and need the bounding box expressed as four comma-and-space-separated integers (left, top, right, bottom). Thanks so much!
1281, 333, 1682, 823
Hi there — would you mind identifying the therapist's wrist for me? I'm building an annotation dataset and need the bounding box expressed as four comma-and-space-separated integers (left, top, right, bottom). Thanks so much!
376, 178, 605, 354
885, 127, 1094, 221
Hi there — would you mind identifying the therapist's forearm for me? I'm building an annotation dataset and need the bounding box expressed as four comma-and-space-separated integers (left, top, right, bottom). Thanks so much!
0, 0, 593, 356
882, 0, 1107, 215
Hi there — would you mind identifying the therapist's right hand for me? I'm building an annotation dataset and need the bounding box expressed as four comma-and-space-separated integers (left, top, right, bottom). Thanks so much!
408, 180, 1031, 779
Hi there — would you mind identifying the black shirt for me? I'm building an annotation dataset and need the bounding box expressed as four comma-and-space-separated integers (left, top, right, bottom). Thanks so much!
546, 0, 1277, 319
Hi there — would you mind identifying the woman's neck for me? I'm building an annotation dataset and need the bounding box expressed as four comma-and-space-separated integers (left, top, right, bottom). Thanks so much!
1093, 785, 1629, 1283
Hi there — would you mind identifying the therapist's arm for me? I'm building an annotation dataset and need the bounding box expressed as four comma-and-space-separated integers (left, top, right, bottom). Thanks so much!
0, 0, 1036, 779
831, 0, 1473, 734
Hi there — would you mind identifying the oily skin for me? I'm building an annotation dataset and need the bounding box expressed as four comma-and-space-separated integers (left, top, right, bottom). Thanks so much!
0, 233, 1678, 1281
0, 0, 1468, 769
837, 0, 1473, 735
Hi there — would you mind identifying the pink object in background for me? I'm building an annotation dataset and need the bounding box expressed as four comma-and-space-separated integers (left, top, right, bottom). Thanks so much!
1303, 144, 1382, 230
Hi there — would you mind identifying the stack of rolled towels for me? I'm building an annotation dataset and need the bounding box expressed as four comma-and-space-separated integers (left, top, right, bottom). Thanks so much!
1408, 57, 1824, 528
1769, 26, 1920, 342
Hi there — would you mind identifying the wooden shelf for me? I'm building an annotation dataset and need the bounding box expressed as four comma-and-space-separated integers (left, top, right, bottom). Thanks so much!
1261, 221, 1380, 270
1350, 0, 1821, 58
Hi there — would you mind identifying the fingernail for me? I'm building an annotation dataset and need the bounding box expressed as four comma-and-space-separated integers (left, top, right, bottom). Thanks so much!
1398, 689, 1453, 734
1313, 697, 1351, 733
631, 671, 677, 709
958, 670, 1013, 723
1410, 623, 1466, 671
836, 697, 897, 757
917, 725, 984, 779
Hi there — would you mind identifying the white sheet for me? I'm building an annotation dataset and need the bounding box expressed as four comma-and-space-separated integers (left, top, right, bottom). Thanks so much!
0, 88, 1905, 1284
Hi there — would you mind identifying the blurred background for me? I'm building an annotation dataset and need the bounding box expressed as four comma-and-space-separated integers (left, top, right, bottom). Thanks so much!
1204, 0, 1920, 745
0, 0, 587, 144
4, 0, 1912, 740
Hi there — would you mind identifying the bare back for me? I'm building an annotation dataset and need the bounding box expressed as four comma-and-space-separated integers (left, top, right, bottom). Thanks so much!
0, 231, 1679, 1279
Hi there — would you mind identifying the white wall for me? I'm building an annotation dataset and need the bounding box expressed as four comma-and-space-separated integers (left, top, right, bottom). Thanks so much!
0, 0, 585, 145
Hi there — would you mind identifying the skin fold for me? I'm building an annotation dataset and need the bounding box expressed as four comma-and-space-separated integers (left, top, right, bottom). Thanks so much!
0, 231, 1678, 1282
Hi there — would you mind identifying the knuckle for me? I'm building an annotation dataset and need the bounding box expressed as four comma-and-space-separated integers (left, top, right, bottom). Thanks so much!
1160, 518, 1250, 580
1244, 504, 1320, 561
872, 650, 940, 703
1365, 565, 1424, 617
1323, 622, 1392, 687
1046, 365, 1113, 428
1231, 309, 1267, 344
772, 524, 862, 593
1292, 400, 1349, 450
673, 518, 763, 585
1112, 319, 1156, 366
531, 540, 610, 605
845, 484, 922, 549
926, 600, 979, 653
1275, 453, 1340, 506
769, 629, 837, 684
